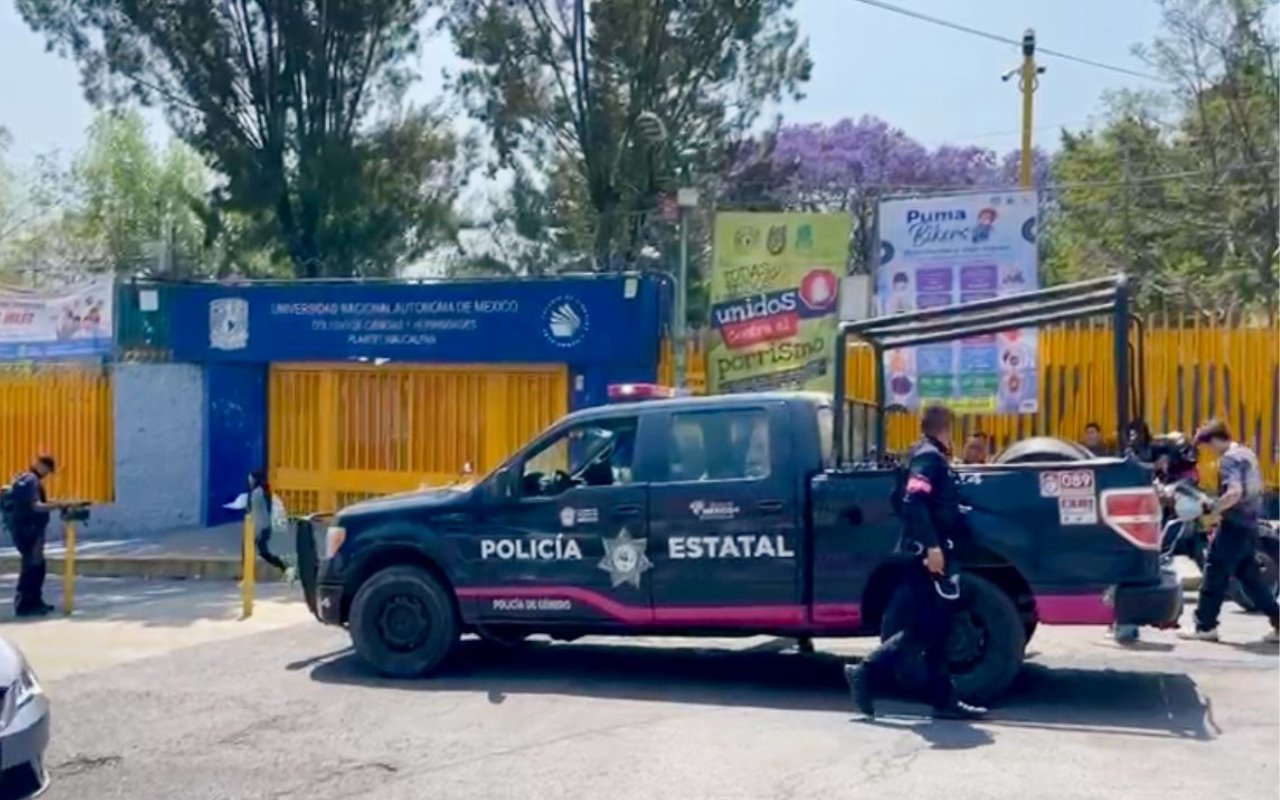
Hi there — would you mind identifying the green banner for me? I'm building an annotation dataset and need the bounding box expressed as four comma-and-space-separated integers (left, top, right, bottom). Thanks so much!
708, 212, 850, 394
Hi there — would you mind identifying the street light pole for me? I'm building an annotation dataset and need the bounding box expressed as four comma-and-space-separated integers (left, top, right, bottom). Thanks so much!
1017, 28, 1044, 189
674, 185, 699, 391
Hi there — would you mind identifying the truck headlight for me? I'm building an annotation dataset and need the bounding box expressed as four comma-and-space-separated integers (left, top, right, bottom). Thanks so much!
0, 661, 42, 729
325, 526, 346, 559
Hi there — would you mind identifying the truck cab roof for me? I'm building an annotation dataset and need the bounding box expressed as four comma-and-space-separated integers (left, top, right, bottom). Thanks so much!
561, 390, 832, 427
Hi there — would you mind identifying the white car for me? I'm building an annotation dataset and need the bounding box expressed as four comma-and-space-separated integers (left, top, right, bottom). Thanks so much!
0, 636, 49, 799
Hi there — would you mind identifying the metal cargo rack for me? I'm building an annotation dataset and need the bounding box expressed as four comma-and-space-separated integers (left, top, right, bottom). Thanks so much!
833, 274, 1144, 463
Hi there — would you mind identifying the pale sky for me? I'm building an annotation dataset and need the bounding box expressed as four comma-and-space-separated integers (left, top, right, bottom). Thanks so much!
0, 0, 1166, 166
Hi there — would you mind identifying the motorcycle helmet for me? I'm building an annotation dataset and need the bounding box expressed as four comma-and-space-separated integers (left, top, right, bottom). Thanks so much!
1150, 431, 1197, 478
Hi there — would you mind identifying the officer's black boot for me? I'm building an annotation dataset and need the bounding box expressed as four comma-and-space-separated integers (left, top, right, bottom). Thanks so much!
931, 699, 988, 720
843, 664, 875, 719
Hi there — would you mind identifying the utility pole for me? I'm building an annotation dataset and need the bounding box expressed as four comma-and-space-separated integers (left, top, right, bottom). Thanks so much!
1004, 29, 1046, 189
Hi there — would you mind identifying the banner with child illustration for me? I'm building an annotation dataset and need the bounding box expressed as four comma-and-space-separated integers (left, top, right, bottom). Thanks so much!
876, 190, 1039, 414
0, 278, 114, 360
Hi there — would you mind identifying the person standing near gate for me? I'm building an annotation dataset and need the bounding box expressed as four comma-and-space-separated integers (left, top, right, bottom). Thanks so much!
4, 455, 62, 616
1180, 420, 1280, 643
843, 405, 988, 720
248, 471, 294, 581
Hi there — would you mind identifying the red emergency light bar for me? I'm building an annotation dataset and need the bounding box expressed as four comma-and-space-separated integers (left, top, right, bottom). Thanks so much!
607, 383, 677, 402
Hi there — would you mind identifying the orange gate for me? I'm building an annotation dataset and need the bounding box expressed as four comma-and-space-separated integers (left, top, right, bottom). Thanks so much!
268, 363, 568, 515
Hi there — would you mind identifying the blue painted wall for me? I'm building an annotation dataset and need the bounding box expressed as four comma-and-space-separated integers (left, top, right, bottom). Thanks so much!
149, 275, 668, 526
204, 363, 267, 526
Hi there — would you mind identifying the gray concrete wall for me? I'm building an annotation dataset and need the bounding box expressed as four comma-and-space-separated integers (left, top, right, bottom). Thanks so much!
94, 363, 206, 536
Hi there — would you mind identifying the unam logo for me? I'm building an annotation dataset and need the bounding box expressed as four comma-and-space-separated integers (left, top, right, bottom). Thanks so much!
209, 297, 249, 351
542, 295, 590, 348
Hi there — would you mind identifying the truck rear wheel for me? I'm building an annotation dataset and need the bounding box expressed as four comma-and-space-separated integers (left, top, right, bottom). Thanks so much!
881, 573, 1026, 705
350, 566, 459, 678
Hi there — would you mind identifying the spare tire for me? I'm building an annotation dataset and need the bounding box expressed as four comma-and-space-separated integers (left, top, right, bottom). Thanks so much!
994, 436, 1096, 464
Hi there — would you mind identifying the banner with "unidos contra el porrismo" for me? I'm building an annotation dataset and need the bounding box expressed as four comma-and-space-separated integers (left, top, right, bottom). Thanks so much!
707, 212, 850, 395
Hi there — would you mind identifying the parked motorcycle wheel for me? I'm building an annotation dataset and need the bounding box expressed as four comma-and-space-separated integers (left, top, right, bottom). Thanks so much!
1228, 531, 1279, 613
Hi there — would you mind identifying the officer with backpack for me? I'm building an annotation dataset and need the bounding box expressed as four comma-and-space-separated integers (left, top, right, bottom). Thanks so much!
2, 454, 64, 616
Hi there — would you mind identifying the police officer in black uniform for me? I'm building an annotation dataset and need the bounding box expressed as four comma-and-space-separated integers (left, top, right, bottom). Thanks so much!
843, 405, 987, 720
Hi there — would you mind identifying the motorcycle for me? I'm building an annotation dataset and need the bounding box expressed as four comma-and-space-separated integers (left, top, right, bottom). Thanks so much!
1161, 479, 1280, 612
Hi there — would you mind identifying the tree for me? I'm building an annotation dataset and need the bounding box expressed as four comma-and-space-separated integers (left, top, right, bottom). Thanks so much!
1045, 0, 1278, 312
721, 116, 1048, 274
444, 0, 811, 269
17, 0, 462, 278
70, 110, 208, 274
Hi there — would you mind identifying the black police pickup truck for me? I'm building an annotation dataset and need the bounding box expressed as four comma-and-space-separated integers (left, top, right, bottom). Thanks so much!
303, 385, 1180, 703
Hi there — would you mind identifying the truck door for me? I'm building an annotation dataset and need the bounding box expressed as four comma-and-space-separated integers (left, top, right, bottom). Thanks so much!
475, 414, 652, 624
647, 402, 801, 621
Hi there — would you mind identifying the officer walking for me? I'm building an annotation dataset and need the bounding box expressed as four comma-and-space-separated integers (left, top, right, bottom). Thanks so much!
1179, 419, 1280, 643
4, 454, 62, 616
844, 405, 987, 720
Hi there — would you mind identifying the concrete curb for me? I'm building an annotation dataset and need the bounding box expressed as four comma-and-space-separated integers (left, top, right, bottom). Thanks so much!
0, 555, 289, 582
2, 553, 1205, 591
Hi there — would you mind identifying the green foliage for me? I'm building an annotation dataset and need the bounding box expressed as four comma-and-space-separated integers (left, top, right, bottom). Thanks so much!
444, 0, 811, 269
17, 0, 461, 278
1044, 0, 1278, 312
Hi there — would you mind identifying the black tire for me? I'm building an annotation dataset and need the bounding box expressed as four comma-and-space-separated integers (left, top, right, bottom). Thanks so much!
881, 573, 1026, 706
349, 565, 459, 678
1229, 532, 1279, 613
1023, 619, 1038, 648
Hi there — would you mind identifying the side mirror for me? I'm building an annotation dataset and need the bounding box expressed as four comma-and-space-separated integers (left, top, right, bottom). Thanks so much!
490, 468, 515, 502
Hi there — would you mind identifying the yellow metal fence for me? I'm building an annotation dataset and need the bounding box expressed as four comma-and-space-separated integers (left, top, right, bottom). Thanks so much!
663, 320, 1280, 485
0, 365, 114, 501
269, 363, 568, 515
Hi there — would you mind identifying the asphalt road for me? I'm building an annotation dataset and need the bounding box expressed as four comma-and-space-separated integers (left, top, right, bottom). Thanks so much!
29, 604, 1280, 800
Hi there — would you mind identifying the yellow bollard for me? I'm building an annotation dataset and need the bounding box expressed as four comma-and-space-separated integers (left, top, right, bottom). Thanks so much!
63, 518, 76, 615
242, 511, 255, 619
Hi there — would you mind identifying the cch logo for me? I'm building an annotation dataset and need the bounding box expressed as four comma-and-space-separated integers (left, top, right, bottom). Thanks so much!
209, 298, 249, 351
542, 295, 590, 348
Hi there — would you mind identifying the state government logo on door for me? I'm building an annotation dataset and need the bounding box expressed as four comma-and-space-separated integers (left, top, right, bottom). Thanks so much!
209, 297, 249, 351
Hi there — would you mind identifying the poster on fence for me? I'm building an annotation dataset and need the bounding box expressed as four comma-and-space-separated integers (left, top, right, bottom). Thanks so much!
876, 190, 1039, 414
708, 212, 849, 394
0, 278, 114, 360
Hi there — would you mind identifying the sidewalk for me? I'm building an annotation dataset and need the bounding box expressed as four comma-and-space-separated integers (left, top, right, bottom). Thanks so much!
0, 522, 300, 581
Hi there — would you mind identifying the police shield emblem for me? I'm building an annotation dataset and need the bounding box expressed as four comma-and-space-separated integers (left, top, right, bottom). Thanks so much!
766, 224, 787, 255
209, 297, 249, 351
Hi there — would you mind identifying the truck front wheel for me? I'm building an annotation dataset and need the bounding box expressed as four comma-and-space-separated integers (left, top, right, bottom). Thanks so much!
881, 573, 1026, 706
349, 565, 459, 678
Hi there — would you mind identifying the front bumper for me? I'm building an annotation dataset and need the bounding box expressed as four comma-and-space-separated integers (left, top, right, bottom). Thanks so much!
315, 581, 344, 625
0, 694, 51, 800
1114, 567, 1183, 627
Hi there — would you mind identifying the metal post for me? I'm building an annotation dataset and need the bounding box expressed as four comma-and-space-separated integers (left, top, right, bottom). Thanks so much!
63, 518, 76, 615
674, 186, 700, 391
1113, 277, 1132, 446
674, 205, 689, 390
242, 511, 255, 619
1018, 29, 1040, 189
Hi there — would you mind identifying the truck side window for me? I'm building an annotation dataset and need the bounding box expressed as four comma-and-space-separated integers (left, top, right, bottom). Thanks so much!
668, 408, 770, 482
520, 418, 639, 496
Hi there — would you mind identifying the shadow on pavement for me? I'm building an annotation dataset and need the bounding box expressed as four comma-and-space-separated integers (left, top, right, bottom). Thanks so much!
0, 575, 302, 629
308, 637, 1214, 741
